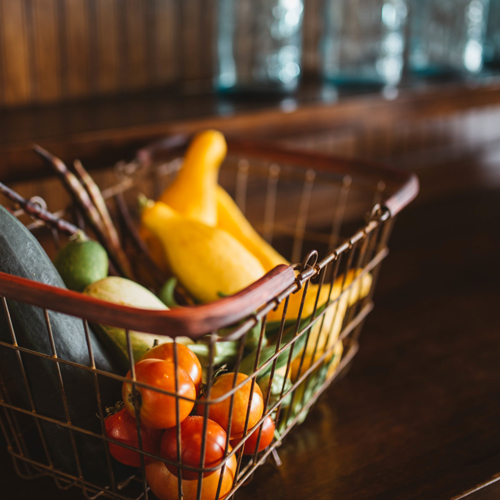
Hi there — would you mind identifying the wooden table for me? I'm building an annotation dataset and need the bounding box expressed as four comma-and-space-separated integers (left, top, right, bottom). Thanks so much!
1, 80, 500, 499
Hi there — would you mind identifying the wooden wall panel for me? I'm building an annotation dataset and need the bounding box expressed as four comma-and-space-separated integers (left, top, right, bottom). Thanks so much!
32, 0, 61, 102
201, 0, 216, 82
181, 0, 203, 81
0, 0, 324, 108
152, 0, 178, 86
124, 0, 149, 90
95, 0, 120, 94
63, 0, 90, 98
1, 0, 32, 105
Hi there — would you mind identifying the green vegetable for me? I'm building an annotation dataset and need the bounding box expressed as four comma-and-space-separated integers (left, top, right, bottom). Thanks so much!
238, 317, 313, 378
258, 372, 293, 410
53, 235, 108, 292
244, 319, 266, 352
159, 276, 180, 308
188, 339, 240, 383
0, 205, 125, 485
83, 276, 181, 369
278, 349, 341, 433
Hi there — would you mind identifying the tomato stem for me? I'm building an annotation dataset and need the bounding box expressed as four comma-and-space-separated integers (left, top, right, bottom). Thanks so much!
104, 401, 124, 417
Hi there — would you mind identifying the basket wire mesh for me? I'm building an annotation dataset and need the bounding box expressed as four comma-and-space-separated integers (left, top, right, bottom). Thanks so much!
0, 139, 415, 500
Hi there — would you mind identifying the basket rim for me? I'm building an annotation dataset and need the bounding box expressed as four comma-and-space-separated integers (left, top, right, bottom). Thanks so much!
0, 138, 418, 338
138, 134, 419, 217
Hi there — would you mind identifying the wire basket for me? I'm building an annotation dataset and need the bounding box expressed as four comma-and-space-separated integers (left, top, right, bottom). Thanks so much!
0, 136, 418, 500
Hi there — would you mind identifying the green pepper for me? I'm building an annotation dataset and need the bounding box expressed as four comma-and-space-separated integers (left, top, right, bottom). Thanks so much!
258, 372, 293, 411
239, 315, 316, 378
277, 350, 340, 433
159, 277, 180, 308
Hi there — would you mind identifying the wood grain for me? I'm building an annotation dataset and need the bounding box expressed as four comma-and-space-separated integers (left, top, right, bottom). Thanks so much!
32, 0, 61, 102
152, 0, 178, 86
94, 0, 120, 94
0, 0, 334, 107
0, 264, 295, 338
63, 0, 90, 98
124, 0, 148, 90
181, 0, 203, 81
0, 0, 31, 105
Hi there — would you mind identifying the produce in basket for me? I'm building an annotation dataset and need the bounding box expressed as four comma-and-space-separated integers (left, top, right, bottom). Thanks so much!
146, 451, 237, 500
197, 372, 264, 438
140, 342, 203, 391
122, 358, 196, 429
53, 233, 109, 292
104, 407, 162, 467
83, 276, 193, 369
140, 130, 372, 369
298, 269, 373, 359
0, 131, 417, 500
142, 129, 288, 274
159, 129, 227, 226
215, 184, 288, 271
160, 415, 228, 479
140, 200, 266, 303
230, 415, 275, 455
0, 205, 125, 485
132, 130, 375, 448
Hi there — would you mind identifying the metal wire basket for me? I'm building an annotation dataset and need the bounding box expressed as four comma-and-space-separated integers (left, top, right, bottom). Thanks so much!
0, 136, 418, 500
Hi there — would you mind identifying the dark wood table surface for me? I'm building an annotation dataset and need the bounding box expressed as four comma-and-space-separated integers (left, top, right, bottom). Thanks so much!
1, 84, 500, 499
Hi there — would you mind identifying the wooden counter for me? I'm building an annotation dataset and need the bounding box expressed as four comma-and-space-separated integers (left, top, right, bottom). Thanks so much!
1, 80, 500, 499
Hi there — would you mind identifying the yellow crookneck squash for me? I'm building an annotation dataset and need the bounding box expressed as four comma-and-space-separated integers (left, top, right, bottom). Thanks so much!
144, 129, 290, 274
216, 185, 289, 272
141, 129, 227, 272
269, 268, 372, 361
141, 201, 266, 304
159, 129, 227, 226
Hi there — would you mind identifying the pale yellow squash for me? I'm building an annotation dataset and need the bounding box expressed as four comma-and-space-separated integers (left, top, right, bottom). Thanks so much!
141, 201, 266, 303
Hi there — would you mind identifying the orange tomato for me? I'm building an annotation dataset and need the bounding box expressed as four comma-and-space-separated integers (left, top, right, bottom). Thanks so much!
145, 451, 237, 500
122, 359, 196, 429
140, 343, 203, 389
197, 373, 263, 438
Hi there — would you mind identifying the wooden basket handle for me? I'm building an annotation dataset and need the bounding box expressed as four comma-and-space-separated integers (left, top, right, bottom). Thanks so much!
0, 265, 295, 339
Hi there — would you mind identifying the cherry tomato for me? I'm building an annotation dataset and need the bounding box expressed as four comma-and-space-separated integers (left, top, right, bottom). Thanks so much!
140, 343, 202, 389
197, 373, 263, 438
122, 359, 196, 429
104, 408, 162, 467
230, 415, 275, 455
145, 452, 237, 500
161, 416, 227, 479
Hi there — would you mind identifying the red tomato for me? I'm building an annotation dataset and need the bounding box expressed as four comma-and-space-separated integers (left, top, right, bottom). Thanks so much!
230, 416, 275, 455
197, 373, 264, 438
161, 416, 228, 479
145, 453, 237, 500
140, 343, 202, 389
104, 408, 162, 467
122, 359, 196, 429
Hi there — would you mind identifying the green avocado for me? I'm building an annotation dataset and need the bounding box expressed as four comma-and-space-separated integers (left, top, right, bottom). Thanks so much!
53, 238, 109, 291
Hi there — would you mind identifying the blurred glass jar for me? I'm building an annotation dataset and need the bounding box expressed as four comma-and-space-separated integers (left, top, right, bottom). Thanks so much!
484, 0, 500, 65
321, 0, 409, 87
215, 0, 304, 94
409, 0, 490, 75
